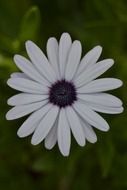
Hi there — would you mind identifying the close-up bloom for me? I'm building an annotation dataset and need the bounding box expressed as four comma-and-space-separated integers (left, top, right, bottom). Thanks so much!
6, 33, 123, 156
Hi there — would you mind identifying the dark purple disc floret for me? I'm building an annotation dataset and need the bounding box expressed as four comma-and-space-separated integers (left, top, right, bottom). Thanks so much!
49, 79, 77, 108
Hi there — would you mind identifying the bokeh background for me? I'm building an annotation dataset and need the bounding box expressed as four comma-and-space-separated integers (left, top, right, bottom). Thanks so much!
0, 0, 127, 189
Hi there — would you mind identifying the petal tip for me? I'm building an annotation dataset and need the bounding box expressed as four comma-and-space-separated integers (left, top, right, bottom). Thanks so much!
92, 136, 97, 143
31, 136, 39, 146
45, 144, 52, 150
61, 150, 70, 157
44, 139, 56, 150
7, 78, 14, 87
115, 79, 123, 88
73, 40, 81, 48
7, 98, 11, 106
47, 37, 56, 42
120, 106, 124, 113
119, 80, 123, 87
25, 40, 34, 49
109, 59, 114, 65
87, 134, 97, 144
7, 78, 10, 85
93, 138, 97, 144
103, 125, 110, 132
5, 112, 11, 120
76, 137, 86, 147
80, 140, 86, 147
95, 45, 103, 52
31, 140, 37, 146
13, 54, 22, 66
13, 54, 18, 61
17, 130, 24, 138
7, 78, 14, 88
60, 32, 71, 41
62, 32, 70, 36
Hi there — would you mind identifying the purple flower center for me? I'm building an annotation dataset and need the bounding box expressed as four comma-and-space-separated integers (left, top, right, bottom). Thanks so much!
49, 79, 77, 108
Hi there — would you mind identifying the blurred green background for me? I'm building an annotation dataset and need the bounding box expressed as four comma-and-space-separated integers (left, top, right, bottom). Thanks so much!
0, 0, 127, 189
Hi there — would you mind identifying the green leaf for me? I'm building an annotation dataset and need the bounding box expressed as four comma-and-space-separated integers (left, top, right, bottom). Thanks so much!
19, 6, 41, 42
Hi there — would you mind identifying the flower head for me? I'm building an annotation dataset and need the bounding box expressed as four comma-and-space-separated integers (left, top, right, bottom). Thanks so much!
6, 33, 123, 156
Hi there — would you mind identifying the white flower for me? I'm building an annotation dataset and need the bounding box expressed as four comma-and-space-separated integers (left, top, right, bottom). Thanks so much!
6, 33, 123, 156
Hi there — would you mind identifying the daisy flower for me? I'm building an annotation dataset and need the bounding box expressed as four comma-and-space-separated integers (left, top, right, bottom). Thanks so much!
6, 33, 123, 156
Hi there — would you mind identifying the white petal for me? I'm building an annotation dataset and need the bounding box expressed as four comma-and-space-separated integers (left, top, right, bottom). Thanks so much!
65, 40, 82, 80
80, 119, 97, 143
44, 118, 58, 150
25, 40, 57, 83
7, 78, 48, 94
77, 78, 123, 93
47, 37, 60, 79
76, 46, 102, 77
18, 121, 39, 138
66, 106, 85, 146
6, 100, 47, 120
59, 33, 72, 78
31, 106, 59, 145
75, 59, 114, 87
11, 72, 29, 79
17, 104, 52, 137
8, 93, 48, 106
73, 101, 109, 132
78, 93, 123, 107
58, 109, 71, 156
87, 103, 124, 114
14, 55, 49, 86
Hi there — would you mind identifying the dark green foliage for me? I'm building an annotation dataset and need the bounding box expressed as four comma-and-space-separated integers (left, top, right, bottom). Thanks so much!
0, 0, 127, 189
